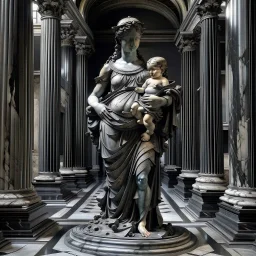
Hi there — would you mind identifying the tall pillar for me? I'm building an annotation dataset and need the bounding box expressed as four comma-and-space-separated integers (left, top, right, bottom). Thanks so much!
0, 0, 56, 239
59, 20, 77, 190
73, 37, 94, 187
174, 31, 200, 201
186, 0, 226, 219
211, 0, 256, 242
32, 0, 74, 203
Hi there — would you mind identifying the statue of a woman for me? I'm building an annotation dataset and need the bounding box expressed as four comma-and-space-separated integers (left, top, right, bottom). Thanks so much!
88, 17, 180, 237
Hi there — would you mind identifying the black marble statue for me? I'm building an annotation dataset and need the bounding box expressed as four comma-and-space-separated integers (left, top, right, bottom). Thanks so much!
87, 16, 181, 237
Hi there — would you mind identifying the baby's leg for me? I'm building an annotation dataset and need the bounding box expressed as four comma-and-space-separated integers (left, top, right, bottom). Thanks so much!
131, 102, 143, 123
141, 114, 155, 142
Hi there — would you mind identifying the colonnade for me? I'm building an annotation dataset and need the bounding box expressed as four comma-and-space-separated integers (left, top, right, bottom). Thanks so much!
169, 0, 256, 241
0, 0, 255, 245
0, 0, 95, 242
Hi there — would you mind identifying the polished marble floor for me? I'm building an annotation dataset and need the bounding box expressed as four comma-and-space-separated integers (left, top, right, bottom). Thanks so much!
0, 181, 255, 256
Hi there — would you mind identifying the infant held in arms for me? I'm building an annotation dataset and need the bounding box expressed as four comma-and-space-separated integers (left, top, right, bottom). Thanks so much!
131, 56, 172, 142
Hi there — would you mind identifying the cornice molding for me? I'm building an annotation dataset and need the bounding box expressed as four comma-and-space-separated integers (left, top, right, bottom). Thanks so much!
65, 0, 95, 51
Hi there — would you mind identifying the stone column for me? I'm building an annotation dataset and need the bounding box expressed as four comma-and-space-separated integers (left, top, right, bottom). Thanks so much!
59, 20, 77, 190
212, 0, 256, 241
0, 0, 56, 239
73, 37, 94, 188
174, 32, 200, 201
186, 0, 226, 219
32, 0, 74, 203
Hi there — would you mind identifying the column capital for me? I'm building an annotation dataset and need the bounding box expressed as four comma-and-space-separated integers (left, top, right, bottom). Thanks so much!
197, 0, 223, 19
61, 20, 77, 47
178, 31, 200, 53
35, 0, 68, 19
74, 36, 92, 57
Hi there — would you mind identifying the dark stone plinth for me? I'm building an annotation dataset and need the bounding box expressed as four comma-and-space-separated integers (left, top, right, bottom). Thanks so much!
185, 189, 224, 219
64, 218, 197, 256
162, 165, 181, 188
60, 170, 78, 191
209, 202, 256, 242
75, 172, 95, 189
174, 176, 196, 202
0, 232, 9, 249
32, 180, 75, 204
0, 202, 56, 240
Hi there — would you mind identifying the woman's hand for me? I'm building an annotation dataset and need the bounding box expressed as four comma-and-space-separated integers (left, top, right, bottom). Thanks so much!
93, 103, 107, 116
141, 95, 169, 108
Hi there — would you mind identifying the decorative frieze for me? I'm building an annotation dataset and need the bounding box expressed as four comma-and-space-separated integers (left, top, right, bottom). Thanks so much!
36, 0, 67, 18
197, 0, 223, 19
61, 20, 77, 47
74, 37, 93, 56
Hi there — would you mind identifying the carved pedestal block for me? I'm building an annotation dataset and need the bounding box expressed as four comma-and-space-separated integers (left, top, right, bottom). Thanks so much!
174, 176, 196, 202
185, 189, 224, 219
0, 202, 56, 240
32, 180, 75, 204
210, 202, 256, 242
162, 165, 181, 188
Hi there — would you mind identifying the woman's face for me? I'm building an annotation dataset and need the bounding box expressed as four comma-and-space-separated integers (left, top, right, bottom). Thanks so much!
120, 28, 141, 53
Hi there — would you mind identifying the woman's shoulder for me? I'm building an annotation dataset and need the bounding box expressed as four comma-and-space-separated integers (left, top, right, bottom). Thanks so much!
109, 58, 146, 75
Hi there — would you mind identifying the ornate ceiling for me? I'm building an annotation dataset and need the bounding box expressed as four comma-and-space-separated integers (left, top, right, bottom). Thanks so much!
79, 0, 190, 29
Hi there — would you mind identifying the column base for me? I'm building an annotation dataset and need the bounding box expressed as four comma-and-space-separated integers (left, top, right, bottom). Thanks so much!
0, 190, 57, 240
174, 176, 197, 202
162, 165, 181, 188
32, 179, 75, 204
74, 169, 95, 189
0, 232, 9, 249
185, 189, 224, 219
210, 202, 256, 242
60, 168, 78, 191
89, 165, 101, 181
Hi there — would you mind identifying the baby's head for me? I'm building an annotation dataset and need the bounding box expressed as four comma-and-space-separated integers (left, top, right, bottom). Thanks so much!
147, 57, 168, 78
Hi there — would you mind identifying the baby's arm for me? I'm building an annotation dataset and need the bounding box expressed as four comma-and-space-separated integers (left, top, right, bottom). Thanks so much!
135, 79, 149, 93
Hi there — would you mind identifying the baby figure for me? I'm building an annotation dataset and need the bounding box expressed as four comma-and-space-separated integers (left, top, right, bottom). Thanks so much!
131, 56, 170, 142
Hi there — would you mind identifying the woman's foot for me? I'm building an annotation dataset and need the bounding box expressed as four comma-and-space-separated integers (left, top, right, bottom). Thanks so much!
138, 221, 150, 237
141, 132, 150, 141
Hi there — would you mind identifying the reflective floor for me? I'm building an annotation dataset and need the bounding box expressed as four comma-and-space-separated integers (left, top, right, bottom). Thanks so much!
0, 181, 255, 256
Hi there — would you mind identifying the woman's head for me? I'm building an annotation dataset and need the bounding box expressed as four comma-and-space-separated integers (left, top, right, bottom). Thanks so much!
107, 17, 145, 63
147, 57, 168, 78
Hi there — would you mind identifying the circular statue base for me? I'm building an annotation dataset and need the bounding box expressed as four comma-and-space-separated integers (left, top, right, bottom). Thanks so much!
64, 218, 197, 255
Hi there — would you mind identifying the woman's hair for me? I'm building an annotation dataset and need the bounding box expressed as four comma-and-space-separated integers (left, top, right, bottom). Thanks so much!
147, 57, 168, 78
107, 17, 145, 64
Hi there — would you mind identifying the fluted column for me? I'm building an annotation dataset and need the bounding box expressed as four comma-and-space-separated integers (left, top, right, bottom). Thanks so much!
73, 37, 92, 172
33, 0, 74, 202
174, 31, 200, 201
73, 37, 94, 188
0, 0, 56, 238
35, 0, 65, 179
59, 20, 78, 190
186, 0, 226, 219
60, 21, 76, 169
212, 0, 256, 241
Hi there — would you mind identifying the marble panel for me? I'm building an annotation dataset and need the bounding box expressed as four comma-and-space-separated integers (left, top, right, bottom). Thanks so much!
0, 243, 45, 256
188, 244, 214, 255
